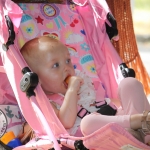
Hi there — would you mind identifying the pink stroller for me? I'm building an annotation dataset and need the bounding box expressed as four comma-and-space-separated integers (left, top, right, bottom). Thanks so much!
0, 0, 150, 149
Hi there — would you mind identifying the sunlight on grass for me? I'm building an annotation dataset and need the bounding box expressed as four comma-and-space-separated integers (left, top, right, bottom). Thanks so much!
134, 0, 150, 10
133, 0, 150, 35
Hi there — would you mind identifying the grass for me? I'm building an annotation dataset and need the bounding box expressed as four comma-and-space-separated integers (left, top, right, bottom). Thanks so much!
132, 0, 150, 35
134, 0, 150, 10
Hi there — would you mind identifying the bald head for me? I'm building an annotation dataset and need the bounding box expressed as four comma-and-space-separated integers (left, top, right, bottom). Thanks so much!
20, 36, 64, 73
21, 36, 75, 94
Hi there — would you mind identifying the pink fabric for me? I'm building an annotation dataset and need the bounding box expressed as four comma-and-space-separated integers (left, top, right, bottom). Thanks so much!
0, 0, 22, 105
0, 0, 22, 43
73, 0, 110, 16
0, 73, 17, 105
0, 49, 17, 105
80, 77, 150, 136
82, 123, 150, 150
0, 66, 5, 73
61, 123, 150, 150
76, 1, 124, 99
117, 77, 150, 115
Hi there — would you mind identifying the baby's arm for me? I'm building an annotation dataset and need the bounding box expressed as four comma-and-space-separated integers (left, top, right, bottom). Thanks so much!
59, 76, 83, 129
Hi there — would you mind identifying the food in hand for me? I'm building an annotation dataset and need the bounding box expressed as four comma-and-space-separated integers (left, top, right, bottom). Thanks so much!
65, 76, 71, 84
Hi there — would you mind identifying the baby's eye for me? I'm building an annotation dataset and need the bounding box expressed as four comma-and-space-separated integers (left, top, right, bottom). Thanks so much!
53, 63, 59, 68
66, 59, 71, 64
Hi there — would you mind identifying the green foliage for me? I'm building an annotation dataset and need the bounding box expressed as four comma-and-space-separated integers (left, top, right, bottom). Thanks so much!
134, 0, 150, 10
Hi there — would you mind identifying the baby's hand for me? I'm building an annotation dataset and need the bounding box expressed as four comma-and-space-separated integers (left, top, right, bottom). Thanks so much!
66, 76, 83, 93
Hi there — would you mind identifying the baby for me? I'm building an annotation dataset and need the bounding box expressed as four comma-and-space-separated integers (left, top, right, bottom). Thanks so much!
21, 36, 101, 135
21, 36, 150, 144
21, 36, 82, 130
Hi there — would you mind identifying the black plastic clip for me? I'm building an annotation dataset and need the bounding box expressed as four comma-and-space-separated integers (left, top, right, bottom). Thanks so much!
77, 108, 90, 119
74, 140, 89, 150
20, 67, 39, 98
2, 15, 15, 51
105, 13, 118, 40
119, 63, 135, 78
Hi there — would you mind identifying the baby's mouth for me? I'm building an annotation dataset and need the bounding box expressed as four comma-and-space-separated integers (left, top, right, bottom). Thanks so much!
63, 76, 71, 89
63, 81, 68, 89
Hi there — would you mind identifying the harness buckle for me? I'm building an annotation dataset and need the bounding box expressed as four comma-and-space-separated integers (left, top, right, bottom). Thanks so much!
77, 108, 90, 119
95, 100, 107, 108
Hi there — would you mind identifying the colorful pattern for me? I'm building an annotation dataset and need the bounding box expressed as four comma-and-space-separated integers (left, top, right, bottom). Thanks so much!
0, 105, 25, 138
80, 54, 97, 77
16, 1, 100, 81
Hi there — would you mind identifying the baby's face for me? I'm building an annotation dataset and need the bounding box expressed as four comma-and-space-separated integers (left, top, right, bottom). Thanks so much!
35, 38, 75, 95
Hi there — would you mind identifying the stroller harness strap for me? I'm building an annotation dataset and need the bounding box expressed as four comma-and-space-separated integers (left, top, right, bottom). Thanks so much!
77, 98, 117, 118
49, 93, 117, 119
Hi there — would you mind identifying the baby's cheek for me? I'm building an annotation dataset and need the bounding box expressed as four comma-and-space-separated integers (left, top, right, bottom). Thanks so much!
71, 68, 75, 76
40, 84, 47, 93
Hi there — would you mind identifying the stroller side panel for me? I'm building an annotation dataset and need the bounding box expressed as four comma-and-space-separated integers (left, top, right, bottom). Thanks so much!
76, 0, 124, 98
82, 123, 150, 150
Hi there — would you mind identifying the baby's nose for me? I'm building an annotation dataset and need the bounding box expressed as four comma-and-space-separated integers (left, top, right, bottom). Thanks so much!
64, 65, 70, 72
